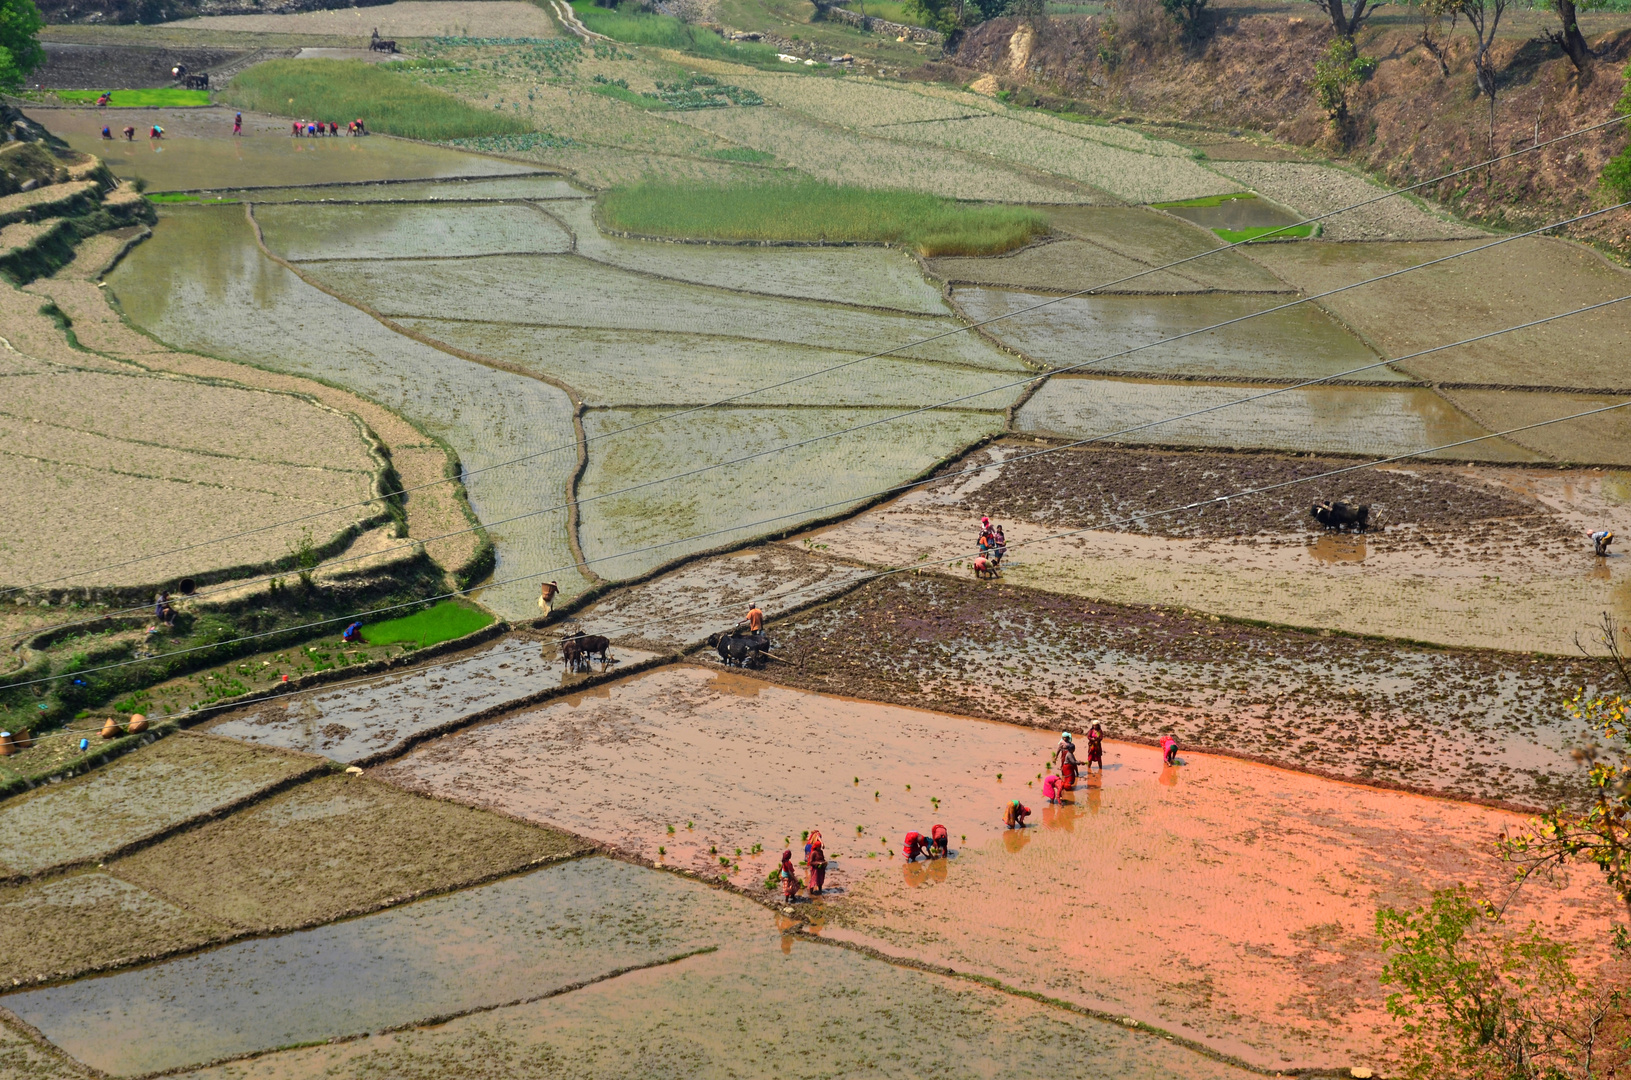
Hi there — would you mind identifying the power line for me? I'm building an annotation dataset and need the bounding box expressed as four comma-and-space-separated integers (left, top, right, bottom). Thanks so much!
11, 298, 1625, 692
11, 114, 1623, 598
21, 194, 1623, 649
74, 392, 1631, 737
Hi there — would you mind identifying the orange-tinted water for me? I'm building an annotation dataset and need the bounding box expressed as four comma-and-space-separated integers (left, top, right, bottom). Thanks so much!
374, 664, 1625, 1072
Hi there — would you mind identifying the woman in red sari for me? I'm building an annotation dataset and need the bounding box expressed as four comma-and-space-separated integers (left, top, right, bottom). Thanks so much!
805, 830, 827, 894
1053, 733, 1079, 791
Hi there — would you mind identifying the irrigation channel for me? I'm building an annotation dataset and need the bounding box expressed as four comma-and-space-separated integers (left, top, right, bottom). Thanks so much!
4, 108, 1631, 1079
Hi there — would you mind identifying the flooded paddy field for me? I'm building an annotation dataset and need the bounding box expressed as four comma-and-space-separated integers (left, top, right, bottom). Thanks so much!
45, 107, 535, 192
106, 204, 586, 619
369, 665, 1621, 1072
955, 287, 1396, 381
167, 919, 1255, 1080
807, 441, 1631, 654
0, 733, 318, 878
256, 202, 573, 260
206, 635, 662, 763
756, 573, 1606, 806
230, 174, 584, 203
1016, 376, 1540, 459
2, 858, 722, 1076
0, 769, 583, 988
577, 406, 1001, 581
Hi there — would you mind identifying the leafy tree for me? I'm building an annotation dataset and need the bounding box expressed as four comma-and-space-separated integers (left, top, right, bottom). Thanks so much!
1602, 66, 1631, 201
0, 0, 42, 93
1311, 36, 1376, 128
1500, 614, 1631, 922
905, 0, 963, 32
1160, 0, 1207, 38
1377, 887, 1620, 1080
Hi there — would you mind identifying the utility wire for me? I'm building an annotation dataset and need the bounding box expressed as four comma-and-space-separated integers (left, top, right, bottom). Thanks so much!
10, 113, 1624, 598
20, 197, 1626, 645
11, 300, 1626, 692
58, 392, 1628, 739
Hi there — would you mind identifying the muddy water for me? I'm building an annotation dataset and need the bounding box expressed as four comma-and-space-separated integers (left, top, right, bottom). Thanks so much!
46, 107, 534, 191
821, 747, 1626, 1071
375, 664, 1160, 886
2, 858, 740, 1077
169, 922, 1257, 1080
1018, 376, 1541, 460
105, 205, 586, 619
257, 202, 573, 260
0, 734, 312, 876
203, 637, 657, 763
956, 287, 1396, 382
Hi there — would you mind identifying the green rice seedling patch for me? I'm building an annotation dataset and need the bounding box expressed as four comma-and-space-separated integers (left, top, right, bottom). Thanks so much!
570, 0, 783, 66
399, 321, 1022, 407
233, 175, 584, 203
359, 600, 494, 649
108, 206, 588, 620
222, 60, 531, 142
1212, 225, 1316, 243
599, 179, 1047, 257
1015, 377, 1541, 461
158, 913, 1254, 1080
1150, 191, 1259, 208
706, 146, 774, 163
113, 773, 585, 928
577, 406, 1002, 580
0, 872, 229, 986
297, 254, 1024, 370
953, 287, 1397, 382
881, 113, 1236, 204
145, 192, 235, 204
547, 197, 947, 312
55, 89, 210, 107
446, 132, 576, 154
669, 105, 1102, 203
0, 734, 317, 877
258, 203, 572, 260
10, 858, 747, 1077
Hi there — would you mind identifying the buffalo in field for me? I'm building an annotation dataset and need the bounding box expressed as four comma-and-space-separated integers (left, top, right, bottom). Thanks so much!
560, 631, 611, 672
708, 631, 768, 669
1311, 500, 1370, 532
370, 29, 398, 53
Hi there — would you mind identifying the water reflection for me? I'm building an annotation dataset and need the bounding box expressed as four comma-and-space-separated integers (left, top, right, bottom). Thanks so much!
1308, 534, 1367, 564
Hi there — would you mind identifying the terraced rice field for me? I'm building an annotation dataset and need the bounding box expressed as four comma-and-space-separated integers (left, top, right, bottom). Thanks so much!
1016, 376, 1541, 460
255, 202, 573, 259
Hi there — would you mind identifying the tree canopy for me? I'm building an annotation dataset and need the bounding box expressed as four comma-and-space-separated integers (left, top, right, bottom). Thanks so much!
0, 0, 42, 93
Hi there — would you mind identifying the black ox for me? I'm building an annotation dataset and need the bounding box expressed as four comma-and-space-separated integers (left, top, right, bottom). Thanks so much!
1311, 500, 1371, 532
708, 631, 769, 669
560, 631, 611, 673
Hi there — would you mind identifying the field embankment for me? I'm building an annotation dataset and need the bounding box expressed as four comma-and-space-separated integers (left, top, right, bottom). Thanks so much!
937, 10, 1631, 257
221, 58, 532, 141
600, 179, 1050, 255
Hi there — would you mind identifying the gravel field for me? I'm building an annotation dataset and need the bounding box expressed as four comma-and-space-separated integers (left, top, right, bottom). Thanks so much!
1214, 161, 1486, 241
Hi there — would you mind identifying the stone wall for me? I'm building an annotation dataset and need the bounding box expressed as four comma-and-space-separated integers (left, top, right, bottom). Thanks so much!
816, 4, 943, 44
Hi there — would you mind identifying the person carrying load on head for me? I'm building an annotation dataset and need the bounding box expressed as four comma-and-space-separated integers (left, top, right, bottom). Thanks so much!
1591, 529, 1615, 557
539, 581, 559, 620
1053, 732, 1079, 791
805, 830, 827, 894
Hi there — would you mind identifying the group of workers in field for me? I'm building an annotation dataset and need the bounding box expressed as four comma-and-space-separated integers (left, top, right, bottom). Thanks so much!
972, 516, 1007, 580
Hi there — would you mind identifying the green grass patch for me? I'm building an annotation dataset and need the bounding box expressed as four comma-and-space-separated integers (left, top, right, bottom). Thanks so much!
600, 180, 1048, 256
1213, 224, 1315, 243
361, 601, 495, 649
571, 1, 783, 66
221, 59, 531, 142
145, 193, 238, 204
56, 88, 211, 107
1151, 192, 1258, 208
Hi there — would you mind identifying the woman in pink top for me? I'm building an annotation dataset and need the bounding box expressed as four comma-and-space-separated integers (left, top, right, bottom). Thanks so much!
1160, 734, 1179, 766
1041, 774, 1061, 804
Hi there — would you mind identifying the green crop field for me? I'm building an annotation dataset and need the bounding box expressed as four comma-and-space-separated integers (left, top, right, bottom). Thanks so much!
55, 89, 211, 107
362, 601, 495, 648
1212, 225, 1317, 243
600, 180, 1048, 256
222, 59, 532, 142
570, 0, 782, 65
